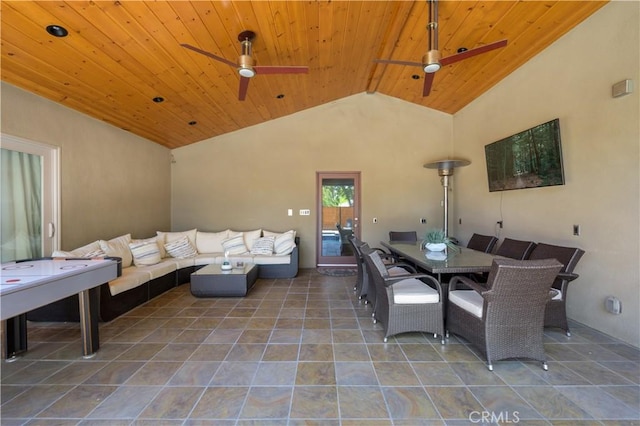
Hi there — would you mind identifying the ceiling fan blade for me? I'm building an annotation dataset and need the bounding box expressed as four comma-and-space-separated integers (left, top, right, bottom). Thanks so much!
238, 76, 250, 101
254, 65, 309, 75
180, 43, 238, 68
440, 39, 508, 66
373, 58, 424, 68
422, 73, 435, 97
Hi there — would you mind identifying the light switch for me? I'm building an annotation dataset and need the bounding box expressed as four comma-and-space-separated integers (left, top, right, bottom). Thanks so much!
287, 209, 293, 216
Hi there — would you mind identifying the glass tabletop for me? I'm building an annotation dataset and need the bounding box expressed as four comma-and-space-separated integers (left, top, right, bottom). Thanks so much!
380, 241, 500, 274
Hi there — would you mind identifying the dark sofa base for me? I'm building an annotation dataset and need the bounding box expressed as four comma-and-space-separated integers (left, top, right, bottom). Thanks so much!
28, 242, 298, 323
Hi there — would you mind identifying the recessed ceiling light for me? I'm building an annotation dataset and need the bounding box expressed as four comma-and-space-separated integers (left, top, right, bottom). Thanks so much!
411, 74, 421, 80
152, 97, 164, 103
276, 94, 285, 99
188, 121, 197, 126
46, 25, 68, 38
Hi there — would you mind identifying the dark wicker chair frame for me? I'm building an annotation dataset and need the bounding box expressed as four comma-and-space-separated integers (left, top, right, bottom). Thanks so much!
467, 233, 499, 253
388, 231, 418, 243
527, 243, 585, 336
447, 258, 563, 371
364, 249, 445, 344
496, 238, 537, 260
350, 239, 401, 305
358, 243, 411, 314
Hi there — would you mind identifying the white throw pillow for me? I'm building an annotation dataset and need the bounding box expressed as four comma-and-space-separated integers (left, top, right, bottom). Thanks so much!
221, 234, 249, 255
250, 236, 275, 255
52, 250, 74, 257
264, 230, 296, 255
243, 229, 262, 251
53, 247, 105, 258
66, 240, 102, 257
156, 229, 197, 258
195, 230, 229, 253
129, 237, 162, 266
99, 234, 133, 267
164, 235, 198, 259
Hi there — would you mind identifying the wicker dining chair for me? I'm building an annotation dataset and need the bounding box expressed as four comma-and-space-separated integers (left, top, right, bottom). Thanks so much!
527, 243, 585, 336
495, 238, 537, 260
359, 244, 411, 312
447, 258, 563, 371
388, 231, 418, 243
349, 236, 392, 298
364, 249, 445, 344
467, 233, 498, 253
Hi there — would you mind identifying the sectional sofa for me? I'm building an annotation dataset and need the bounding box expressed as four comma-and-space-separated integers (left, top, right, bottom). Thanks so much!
27, 228, 299, 322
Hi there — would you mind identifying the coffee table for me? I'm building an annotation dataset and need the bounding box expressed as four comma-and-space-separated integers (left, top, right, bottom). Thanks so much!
190, 263, 258, 297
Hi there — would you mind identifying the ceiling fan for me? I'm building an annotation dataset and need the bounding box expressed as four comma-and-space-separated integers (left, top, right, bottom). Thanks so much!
181, 30, 309, 101
374, 0, 507, 97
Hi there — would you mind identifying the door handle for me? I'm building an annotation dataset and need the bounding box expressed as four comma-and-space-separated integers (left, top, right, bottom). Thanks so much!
48, 222, 55, 238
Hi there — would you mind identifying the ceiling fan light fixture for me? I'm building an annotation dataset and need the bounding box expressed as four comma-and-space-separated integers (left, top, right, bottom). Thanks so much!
238, 54, 256, 78
423, 50, 441, 73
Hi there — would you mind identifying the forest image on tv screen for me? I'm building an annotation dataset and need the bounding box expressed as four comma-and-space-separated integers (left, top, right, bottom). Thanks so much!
484, 119, 565, 192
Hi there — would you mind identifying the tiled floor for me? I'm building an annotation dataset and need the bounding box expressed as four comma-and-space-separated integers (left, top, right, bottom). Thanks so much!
1, 268, 639, 425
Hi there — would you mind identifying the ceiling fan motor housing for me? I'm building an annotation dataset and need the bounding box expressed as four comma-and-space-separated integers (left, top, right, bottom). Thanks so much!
423, 50, 441, 73
238, 54, 255, 77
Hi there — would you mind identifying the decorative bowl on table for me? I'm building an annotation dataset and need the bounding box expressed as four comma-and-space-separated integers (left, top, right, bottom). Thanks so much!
425, 251, 447, 261
425, 243, 447, 252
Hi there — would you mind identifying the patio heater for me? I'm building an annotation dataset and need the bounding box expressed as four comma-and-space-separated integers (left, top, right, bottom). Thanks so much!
423, 159, 470, 238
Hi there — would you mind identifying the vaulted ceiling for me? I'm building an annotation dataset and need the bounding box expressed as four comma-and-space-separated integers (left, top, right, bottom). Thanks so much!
1, 1, 607, 149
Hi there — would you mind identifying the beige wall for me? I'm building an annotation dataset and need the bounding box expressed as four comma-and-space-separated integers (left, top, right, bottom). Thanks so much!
452, 2, 639, 347
1, 83, 172, 249
171, 93, 453, 267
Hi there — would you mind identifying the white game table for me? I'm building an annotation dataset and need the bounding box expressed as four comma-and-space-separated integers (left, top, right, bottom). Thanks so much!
1, 257, 120, 359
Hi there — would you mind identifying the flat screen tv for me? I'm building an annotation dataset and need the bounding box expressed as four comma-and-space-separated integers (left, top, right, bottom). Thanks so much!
484, 118, 565, 192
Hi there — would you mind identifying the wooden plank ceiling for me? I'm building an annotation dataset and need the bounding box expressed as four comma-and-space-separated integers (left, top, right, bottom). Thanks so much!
1, 1, 607, 149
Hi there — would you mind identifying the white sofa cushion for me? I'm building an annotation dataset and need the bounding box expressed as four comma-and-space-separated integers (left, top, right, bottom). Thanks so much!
99, 234, 133, 268
135, 260, 177, 280
129, 237, 161, 266
196, 230, 228, 254
156, 229, 197, 258
108, 267, 152, 296
250, 236, 275, 255
222, 234, 249, 255
392, 278, 439, 304
253, 254, 290, 265
164, 235, 198, 259
449, 290, 484, 318
242, 229, 262, 251
162, 256, 195, 269
194, 253, 218, 266
264, 230, 296, 255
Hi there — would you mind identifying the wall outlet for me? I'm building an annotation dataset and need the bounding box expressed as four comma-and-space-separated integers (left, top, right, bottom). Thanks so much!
420, 218, 427, 224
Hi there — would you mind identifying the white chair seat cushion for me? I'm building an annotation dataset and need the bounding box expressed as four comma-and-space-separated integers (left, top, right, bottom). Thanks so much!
392, 278, 439, 304
449, 290, 484, 318
388, 266, 410, 276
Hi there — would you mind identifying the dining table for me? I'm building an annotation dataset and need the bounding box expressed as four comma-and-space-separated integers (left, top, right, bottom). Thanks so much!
380, 241, 503, 284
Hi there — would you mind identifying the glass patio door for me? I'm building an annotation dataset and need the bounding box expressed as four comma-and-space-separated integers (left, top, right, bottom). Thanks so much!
1, 134, 59, 262
316, 172, 360, 266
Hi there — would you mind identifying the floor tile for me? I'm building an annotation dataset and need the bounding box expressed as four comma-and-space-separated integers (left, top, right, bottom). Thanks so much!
2, 269, 637, 424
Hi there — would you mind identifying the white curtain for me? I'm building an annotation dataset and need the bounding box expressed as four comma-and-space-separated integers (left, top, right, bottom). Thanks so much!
1, 148, 42, 262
